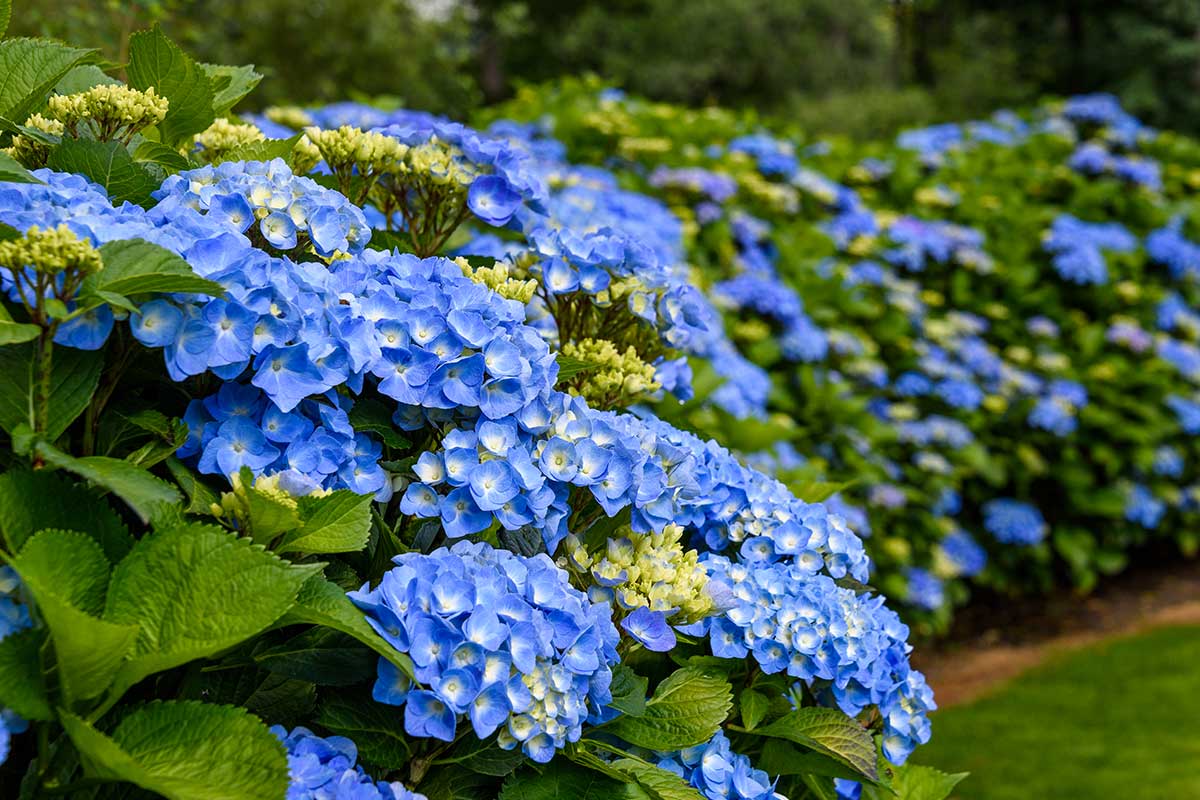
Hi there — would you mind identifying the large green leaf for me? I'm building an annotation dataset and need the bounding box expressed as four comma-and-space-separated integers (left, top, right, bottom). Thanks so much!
133, 139, 193, 172
36, 441, 182, 524
54, 64, 119, 94
220, 135, 302, 165
253, 628, 375, 686
0, 627, 52, 720
0, 343, 103, 441
277, 489, 373, 555
0, 38, 97, 124
126, 26, 214, 146
435, 734, 527, 777
749, 707, 878, 782
0, 0, 10, 39
46, 138, 160, 206
316, 690, 413, 770
105, 523, 319, 696
606, 666, 732, 750
200, 63, 262, 116
61, 701, 289, 800
862, 764, 968, 800
610, 758, 705, 800
0, 469, 133, 560
276, 574, 416, 679
165, 457, 220, 516
608, 664, 649, 717
0, 150, 41, 184
499, 761, 627, 800
83, 238, 225, 299
11, 529, 138, 704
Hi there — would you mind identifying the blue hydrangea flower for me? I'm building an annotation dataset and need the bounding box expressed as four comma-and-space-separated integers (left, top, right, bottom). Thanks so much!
272, 726, 426, 800
982, 499, 1047, 546
936, 530, 987, 578
349, 541, 619, 763
1125, 484, 1165, 529
904, 567, 945, 611
653, 731, 781, 800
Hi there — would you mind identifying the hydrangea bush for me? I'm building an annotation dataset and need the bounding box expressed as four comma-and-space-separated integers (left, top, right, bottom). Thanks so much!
487, 76, 1200, 634
0, 24, 948, 800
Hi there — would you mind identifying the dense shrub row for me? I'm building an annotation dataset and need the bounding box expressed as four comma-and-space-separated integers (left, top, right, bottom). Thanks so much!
476, 78, 1200, 632
0, 24, 946, 800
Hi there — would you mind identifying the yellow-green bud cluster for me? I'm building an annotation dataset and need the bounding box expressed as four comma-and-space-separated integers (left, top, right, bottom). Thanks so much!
303, 125, 409, 178
561, 523, 712, 623
456, 257, 537, 303
193, 118, 266, 163
0, 225, 102, 277
4, 114, 64, 168
47, 85, 168, 142
291, 135, 322, 175
560, 338, 660, 408
264, 105, 315, 130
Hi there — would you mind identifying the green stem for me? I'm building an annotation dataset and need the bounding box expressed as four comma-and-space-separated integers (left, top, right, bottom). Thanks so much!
35, 328, 55, 437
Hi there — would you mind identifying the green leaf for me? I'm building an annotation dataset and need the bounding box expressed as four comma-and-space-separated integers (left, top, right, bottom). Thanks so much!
46, 138, 160, 206
608, 664, 649, 717
61, 701, 289, 800
500, 760, 627, 800
276, 574, 416, 679
0, 0, 9, 39
126, 26, 215, 145
0, 628, 53, 720
35, 441, 182, 523
555, 354, 602, 382
316, 690, 413, 770
888, 764, 967, 800
0, 38, 98, 124
789, 480, 854, 504
200, 63, 262, 116
0, 319, 39, 344
277, 489, 373, 555
54, 64, 119, 94
749, 707, 878, 782
437, 734, 527, 777
347, 397, 410, 449
84, 238, 225, 299
220, 134, 302, 165
607, 666, 732, 750
133, 140, 193, 172
740, 687, 769, 730
165, 457, 220, 515
0, 150, 41, 184
0, 343, 103, 441
611, 758, 705, 800
238, 469, 304, 543
0, 469, 133, 560
420, 766, 500, 800
11, 529, 138, 703
253, 628, 376, 686
104, 522, 320, 695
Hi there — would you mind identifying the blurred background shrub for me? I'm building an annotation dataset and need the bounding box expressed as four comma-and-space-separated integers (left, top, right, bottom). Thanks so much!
12, 0, 1200, 138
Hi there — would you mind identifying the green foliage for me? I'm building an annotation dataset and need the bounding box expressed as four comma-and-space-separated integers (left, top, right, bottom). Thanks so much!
46, 138, 160, 206
0, 151, 41, 184
277, 490, 374, 555
85, 239, 225, 299
745, 707, 879, 782
60, 701, 289, 800
35, 441, 182, 523
315, 689, 414, 770
606, 666, 732, 750
126, 24, 215, 146
0, 37, 96, 126
103, 522, 319, 696
0, 345, 102, 441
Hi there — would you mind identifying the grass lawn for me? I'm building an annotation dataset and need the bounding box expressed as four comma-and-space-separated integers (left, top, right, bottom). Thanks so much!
912, 625, 1200, 799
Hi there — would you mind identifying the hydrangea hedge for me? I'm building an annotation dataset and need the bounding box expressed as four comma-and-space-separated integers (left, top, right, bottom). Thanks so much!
0, 24, 951, 800
478, 78, 1200, 631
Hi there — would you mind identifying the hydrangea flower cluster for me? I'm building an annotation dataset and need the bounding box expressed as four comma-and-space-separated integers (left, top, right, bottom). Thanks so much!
1068, 143, 1162, 190
1043, 214, 1137, 285
883, 217, 992, 274
1125, 483, 1166, 529
982, 499, 1048, 545
904, 567, 945, 611
934, 530, 988, 578
272, 726, 426, 800
1146, 220, 1200, 280
686, 555, 934, 765
349, 541, 619, 763
654, 731, 782, 800
1028, 379, 1088, 436
152, 159, 371, 257
177, 382, 389, 497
